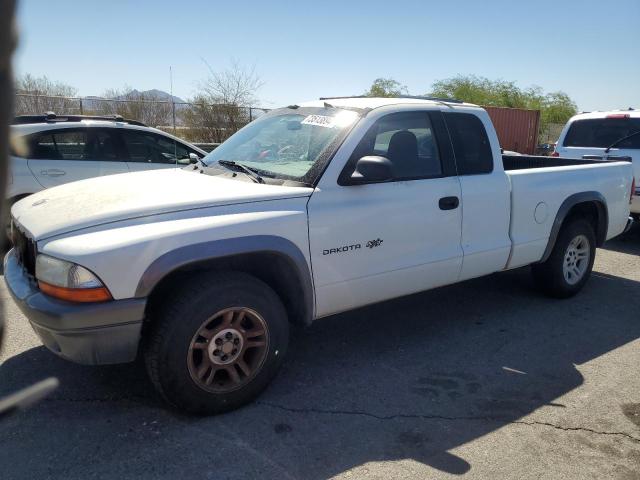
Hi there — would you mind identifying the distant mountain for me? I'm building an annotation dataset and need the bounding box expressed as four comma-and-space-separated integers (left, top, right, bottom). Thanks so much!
114, 89, 186, 104
80, 89, 187, 113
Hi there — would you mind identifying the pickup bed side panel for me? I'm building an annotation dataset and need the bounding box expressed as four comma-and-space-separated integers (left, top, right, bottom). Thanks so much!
506, 162, 632, 269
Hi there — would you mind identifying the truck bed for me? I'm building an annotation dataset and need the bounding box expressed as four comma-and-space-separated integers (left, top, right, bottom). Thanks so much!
502, 155, 633, 271
502, 154, 612, 171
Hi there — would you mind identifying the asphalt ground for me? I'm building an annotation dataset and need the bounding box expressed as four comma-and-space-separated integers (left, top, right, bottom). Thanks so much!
1, 225, 639, 479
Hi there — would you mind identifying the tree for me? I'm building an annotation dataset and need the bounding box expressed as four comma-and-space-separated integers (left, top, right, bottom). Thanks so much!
181, 61, 264, 143
14, 74, 79, 115
428, 75, 577, 140
364, 78, 408, 97
92, 87, 173, 127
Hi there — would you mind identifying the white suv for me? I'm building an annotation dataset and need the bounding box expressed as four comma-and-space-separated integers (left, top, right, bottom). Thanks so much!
554, 109, 640, 217
7, 113, 207, 207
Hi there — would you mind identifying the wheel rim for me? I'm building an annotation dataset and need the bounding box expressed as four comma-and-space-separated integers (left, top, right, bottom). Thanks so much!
563, 234, 590, 285
187, 307, 269, 393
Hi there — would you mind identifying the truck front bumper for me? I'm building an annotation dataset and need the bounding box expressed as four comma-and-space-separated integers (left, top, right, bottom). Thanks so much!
3, 249, 146, 365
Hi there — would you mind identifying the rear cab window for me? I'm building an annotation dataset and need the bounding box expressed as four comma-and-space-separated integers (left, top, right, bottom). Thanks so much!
563, 117, 640, 149
443, 112, 494, 174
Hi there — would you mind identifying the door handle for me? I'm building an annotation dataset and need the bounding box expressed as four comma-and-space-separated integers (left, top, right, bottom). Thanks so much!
439, 196, 459, 210
41, 169, 66, 177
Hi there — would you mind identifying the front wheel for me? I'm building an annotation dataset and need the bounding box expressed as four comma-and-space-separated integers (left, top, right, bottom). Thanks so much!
531, 218, 596, 298
144, 271, 289, 415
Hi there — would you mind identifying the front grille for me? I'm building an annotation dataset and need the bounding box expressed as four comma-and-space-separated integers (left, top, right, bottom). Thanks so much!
11, 219, 37, 277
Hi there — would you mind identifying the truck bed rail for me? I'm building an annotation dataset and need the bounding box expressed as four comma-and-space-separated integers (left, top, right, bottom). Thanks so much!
502, 155, 611, 171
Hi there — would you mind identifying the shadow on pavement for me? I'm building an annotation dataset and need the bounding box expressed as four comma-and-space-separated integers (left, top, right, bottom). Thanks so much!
1, 266, 639, 478
601, 221, 640, 255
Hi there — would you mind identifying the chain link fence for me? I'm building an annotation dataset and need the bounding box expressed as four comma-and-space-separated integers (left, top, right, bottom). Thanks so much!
14, 93, 271, 143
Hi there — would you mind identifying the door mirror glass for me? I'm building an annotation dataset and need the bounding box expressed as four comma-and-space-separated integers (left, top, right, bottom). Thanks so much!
350, 156, 393, 184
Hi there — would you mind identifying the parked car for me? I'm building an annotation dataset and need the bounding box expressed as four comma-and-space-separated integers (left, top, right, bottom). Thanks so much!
535, 143, 556, 156
5, 97, 634, 414
6, 112, 206, 213
554, 110, 639, 218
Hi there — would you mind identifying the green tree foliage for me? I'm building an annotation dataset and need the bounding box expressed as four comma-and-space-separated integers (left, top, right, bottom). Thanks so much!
364, 77, 408, 97
428, 75, 578, 140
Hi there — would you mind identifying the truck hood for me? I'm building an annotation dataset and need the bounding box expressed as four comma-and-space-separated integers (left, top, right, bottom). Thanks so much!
12, 169, 313, 240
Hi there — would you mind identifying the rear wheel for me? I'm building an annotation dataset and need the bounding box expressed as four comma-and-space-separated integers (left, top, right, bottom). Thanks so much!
144, 271, 289, 415
532, 218, 596, 298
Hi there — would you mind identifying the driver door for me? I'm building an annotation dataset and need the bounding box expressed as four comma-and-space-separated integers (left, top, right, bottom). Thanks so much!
307, 110, 464, 317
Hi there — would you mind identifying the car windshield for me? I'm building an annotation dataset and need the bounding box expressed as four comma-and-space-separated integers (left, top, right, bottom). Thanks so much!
202, 106, 360, 183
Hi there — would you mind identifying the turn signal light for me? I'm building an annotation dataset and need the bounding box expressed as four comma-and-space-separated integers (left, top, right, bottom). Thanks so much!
38, 281, 113, 303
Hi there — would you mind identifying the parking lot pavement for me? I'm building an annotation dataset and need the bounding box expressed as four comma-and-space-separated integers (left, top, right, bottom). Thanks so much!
1, 226, 639, 480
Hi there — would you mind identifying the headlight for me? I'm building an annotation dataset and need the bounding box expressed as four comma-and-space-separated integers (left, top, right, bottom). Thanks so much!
35, 255, 112, 303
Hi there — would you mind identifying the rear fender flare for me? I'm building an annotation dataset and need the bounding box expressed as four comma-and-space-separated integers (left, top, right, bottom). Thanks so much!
539, 191, 608, 263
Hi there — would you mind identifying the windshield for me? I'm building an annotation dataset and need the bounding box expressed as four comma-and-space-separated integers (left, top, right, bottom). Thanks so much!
203, 107, 360, 183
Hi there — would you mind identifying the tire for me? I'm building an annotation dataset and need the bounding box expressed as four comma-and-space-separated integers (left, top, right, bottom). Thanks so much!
143, 271, 289, 415
532, 218, 596, 298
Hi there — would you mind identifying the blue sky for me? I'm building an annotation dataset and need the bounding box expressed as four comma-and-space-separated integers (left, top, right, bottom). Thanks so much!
14, 0, 640, 111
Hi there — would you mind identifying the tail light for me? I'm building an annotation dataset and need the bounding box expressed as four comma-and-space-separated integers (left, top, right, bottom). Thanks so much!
551, 151, 559, 157
632, 177, 636, 204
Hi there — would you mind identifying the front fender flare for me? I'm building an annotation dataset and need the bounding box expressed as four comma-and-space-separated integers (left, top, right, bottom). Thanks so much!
135, 235, 314, 324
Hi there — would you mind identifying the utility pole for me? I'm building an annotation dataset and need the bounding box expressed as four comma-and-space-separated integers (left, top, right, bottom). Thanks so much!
170, 66, 176, 135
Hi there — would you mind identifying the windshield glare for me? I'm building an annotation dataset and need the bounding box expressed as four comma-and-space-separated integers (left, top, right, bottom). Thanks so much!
203, 107, 359, 181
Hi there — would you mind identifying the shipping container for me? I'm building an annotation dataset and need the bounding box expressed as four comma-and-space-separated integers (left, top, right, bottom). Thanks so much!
484, 106, 541, 154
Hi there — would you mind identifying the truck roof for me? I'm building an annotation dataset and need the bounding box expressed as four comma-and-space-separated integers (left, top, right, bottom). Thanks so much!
571, 109, 640, 120
298, 96, 480, 111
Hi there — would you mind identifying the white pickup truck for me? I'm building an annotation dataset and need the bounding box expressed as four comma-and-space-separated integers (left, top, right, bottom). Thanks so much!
4, 97, 634, 414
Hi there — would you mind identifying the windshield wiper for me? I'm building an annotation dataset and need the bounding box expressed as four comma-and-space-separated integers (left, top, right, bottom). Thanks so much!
217, 160, 264, 183
604, 130, 640, 153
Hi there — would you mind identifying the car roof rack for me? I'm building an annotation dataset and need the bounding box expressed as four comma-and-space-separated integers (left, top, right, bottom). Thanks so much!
319, 95, 464, 104
11, 112, 147, 127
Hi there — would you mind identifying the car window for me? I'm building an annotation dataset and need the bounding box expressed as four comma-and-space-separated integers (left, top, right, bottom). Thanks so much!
86, 130, 120, 161
29, 130, 89, 160
121, 130, 190, 164
349, 111, 442, 180
443, 112, 493, 175
563, 118, 640, 149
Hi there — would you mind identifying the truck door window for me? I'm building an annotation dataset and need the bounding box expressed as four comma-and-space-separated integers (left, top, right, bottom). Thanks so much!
348, 111, 443, 181
444, 113, 493, 175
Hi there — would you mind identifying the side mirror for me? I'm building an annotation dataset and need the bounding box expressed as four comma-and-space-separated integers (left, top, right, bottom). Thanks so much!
188, 153, 200, 164
350, 156, 393, 184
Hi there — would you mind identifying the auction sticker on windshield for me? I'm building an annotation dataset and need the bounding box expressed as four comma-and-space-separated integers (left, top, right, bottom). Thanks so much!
301, 115, 338, 128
